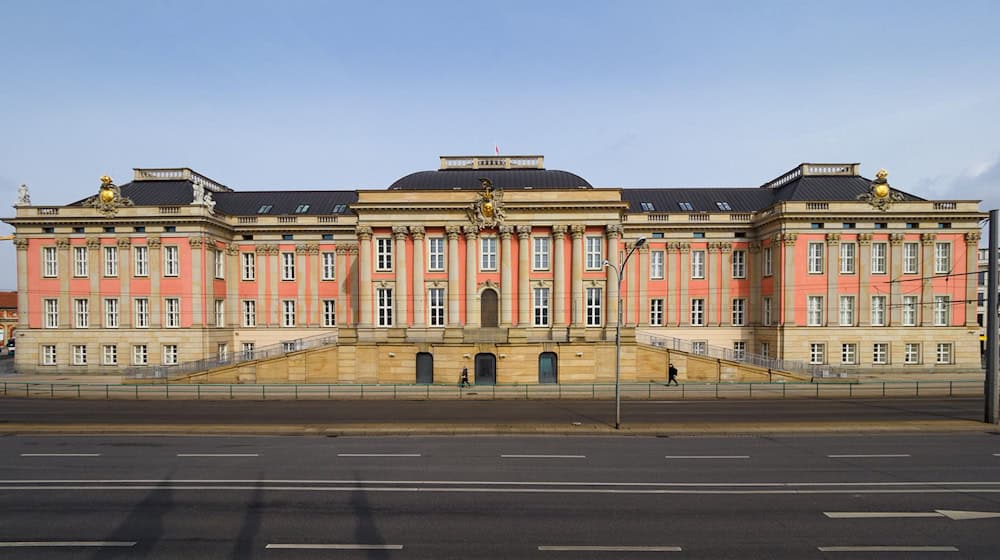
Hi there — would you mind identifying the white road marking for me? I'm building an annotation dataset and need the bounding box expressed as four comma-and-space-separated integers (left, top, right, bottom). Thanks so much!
539, 545, 681, 552
266, 544, 403, 550
20, 453, 101, 457
827, 454, 911, 458
664, 455, 749, 459
337, 453, 421, 457
0, 541, 135, 547
4, 479, 1000, 488
501, 454, 586, 459
818, 546, 958, 552
176, 453, 259, 457
825, 512, 944, 519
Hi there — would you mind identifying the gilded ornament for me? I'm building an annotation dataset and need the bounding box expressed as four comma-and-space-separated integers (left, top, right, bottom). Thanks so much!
467, 177, 506, 229
85, 174, 133, 217
858, 168, 903, 211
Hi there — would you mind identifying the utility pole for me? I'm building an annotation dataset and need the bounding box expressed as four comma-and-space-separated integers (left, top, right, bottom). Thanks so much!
987, 209, 998, 424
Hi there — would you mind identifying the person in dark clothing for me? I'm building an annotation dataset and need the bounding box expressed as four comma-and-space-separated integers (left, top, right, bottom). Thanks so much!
667, 363, 679, 386
460, 367, 470, 387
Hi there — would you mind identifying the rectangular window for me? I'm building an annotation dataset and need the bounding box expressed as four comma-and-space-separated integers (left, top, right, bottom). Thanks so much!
242, 252, 255, 280
164, 298, 180, 328
904, 343, 921, 364
650, 298, 664, 326
936, 343, 953, 364
42, 344, 57, 365
322, 252, 335, 280
732, 298, 745, 326
585, 236, 603, 270
691, 298, 705, 326
903, 242, 919, 274
651, 250, 665, 279
586, 287, 602, 326
807, 296, 824, 326
215, 299, 225, 327
760, 342, 770, 357
763, 247, 773, 276
839, 295, 855, 326
104, 246, 118, 277
840, 243, 855, 274
44, 299, 58, 328
692, 341, 707, 355
43, 246, 58, 277
691, 250, 705, 279
377, 288, 393, 326
871, 242, 887, 274
841, 343, 857, 365
73, 344, 87, 365
902, 295, 918, 326
808, 242, 824, 274
429, 288, 445, 327
217, 343, 228, 361
733, 341, 746, 359
281, 252, 295, 280
480, 237, 497, 270
322, 299, 337, 327
164, 246, 179, 276
162, 344, 178, 365
241, 343, 255, 360
214, 249, 224, 279
731, 250, 746, 278
134, 298, 149, 328
74, 298, 89, 328
243, 300, 256, 327
871, 295, 887, 326
376, 238, 393, 271
934, 295, 949, 326
104, 298, 119, 328
934, 242, 951, 273
533, 237, 550, 270
134, 246, 148, 277
873, 343, 889, 364
282, 300, 296, 327
762, 297, 772, 326
428, 237, 445, 271
533, 287, 550, 327
74, 246, 88, 277
102, 344, 118, 365
809, 343, 825, 365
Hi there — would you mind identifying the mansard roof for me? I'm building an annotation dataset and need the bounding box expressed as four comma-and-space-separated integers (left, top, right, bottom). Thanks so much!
389, 169, 592, 190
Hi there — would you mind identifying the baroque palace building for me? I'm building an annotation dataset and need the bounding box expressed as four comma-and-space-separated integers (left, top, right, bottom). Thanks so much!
4, 156, 987, 382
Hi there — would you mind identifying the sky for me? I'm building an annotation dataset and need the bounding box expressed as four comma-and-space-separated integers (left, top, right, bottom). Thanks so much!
1, 0, 998, 289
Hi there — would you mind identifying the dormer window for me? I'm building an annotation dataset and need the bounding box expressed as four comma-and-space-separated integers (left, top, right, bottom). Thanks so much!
678, 202, 694, 211
294, 204, 310, 214
257, 204, 273, 214
716, 201, 733, 211
639, 202, 655, 212
332, 204, 347, 213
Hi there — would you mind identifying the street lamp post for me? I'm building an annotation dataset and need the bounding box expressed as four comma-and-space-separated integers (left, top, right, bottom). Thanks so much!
605, 236, 646, 430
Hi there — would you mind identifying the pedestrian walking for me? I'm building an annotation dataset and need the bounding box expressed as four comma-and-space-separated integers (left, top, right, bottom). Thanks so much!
667, 363, 679, 386
460, 366, 470, 387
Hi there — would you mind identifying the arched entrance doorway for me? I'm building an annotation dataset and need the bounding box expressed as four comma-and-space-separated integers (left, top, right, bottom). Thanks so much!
415, 352, 434, 384
480, 289, 499, 327
538, 352, 558, 384
475, 353, 497, 385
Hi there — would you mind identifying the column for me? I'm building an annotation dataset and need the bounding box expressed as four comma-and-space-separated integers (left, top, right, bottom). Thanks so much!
500, 225, 514, 326
782, 233, 797, 325
552, 225, 568, 327
769, 234, 781, 328
921, 233, 937, 326
268, 246, 279, 326
87, 237, 100, 327
606, 225, 621, 327
148, 237, 162, 327
189, 237, 204, 326
336, 245, 351, 326
827, 234, 840, 326
56, 238, 70, 328
748, 242, 761, 325
226, 243, 239, 330
357, 226, 373, 327
570, 225, 586, 326
295, 244, 309, 326
446, 226, 461, 325
14, 238, 29, 330
720, 243, 732, 326
410, 227, 426, 327
517, 225, 532, 327
636, 244, 650, 326
309, 244, 320, 326
393, 226, 409, 327
679, 243, 690, 326
118, 238, 131, 327
858, 234, 872, 326
889, 233, 904, 325
966, 232, 982, 326
463, 226, 478, 327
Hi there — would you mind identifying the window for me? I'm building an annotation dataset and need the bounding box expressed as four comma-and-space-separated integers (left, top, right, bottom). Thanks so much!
650, 298, 664, 326
873, 343, 889, 364
904, 343, 921, 364
164, 226, 176, 233
874, 223, 887, 229
692, 341, 707, 354
585, 236, 603, 269
377, 288, 393, 326
871, 242, 887, 274
691, 298, 705, 326
322, 234, 333, 241
241, 343, 255, 360
102, 344, 118, 365
323, 299, 336, 327
429, 288, 445, 327
165, 298, 180, 328
134, 298, 149, 328
731, 250, 745, 278
480, 237, 497, 271
164, 246, 179, 276
934, 295, 949, 326
693, 232, 705, 239
282, 300, 296, 327
650, 250, 664, 279
934, 242, 951, 273
217, 344, 229, 361
585, 287, 602, 326
843, 222, 856, 229
902, 295, 918, 326
839, 295, 854, 326
871, 295, 887, 326
811, 222, 824, 229
104, 298, 119, 328
840, 243, 855, 274
134, 226, 145, 233
44, 299, 58, 328
809, 343, 825, 365
691, 250, 705, 278
428, 237, 444, 271
281, 252, 295, 280
243, 300, 257, 327
763, 247, 773, 276
73, 246, 88, 277
294, 204, 310, 214
43, 246, 57, 277
104, 246, 118, 277
733, 341, 746, 359
808, 242, 824, 274
938, 222, 952, 229
42, 345, 57, 365
762, 297, 772, 326
533, 287, 549, 327
257, 204, 272, 214
132, 344, 149, 366
936, 343, 953, 364
639, 201, 655, 212
760, 342, 770, 357
242, 252, 256, 280
215, 300, 225, 327
214, 249, 224, 279
376, 238, 393, 271
68, 344, 86, 365
841, 343, 857, 365
332, 204, 347, 213
134, 246, 148, 277
716, 201, 732, 211
732, 298, 745, 326
74, 299, 89, 328
162, 344, 178, 365
906, 222, 918, 229
282, 341, 299, 353
678, 202, 694, 211
807, 296, 824, 326
903, 242, 919, 274
322, 252, 335, 280
533, 237, 550, 270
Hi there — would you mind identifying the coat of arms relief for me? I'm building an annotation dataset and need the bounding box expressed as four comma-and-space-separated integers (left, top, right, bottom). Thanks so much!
467, 178, 506, 229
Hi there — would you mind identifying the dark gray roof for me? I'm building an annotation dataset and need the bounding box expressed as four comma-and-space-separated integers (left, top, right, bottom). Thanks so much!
769, 175, 925, 202
389, 169, 592, 190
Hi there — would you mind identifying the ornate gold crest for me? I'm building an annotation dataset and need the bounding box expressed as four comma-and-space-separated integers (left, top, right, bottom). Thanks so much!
85, 175, 134, 217
857, 168, 903, 211
467, 177, 506, 229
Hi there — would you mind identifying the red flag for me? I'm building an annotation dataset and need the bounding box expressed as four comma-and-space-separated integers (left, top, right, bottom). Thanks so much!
495, 144, 500, 156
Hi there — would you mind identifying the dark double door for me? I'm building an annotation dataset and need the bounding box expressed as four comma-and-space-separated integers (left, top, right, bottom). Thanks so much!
475, 353, 496, 385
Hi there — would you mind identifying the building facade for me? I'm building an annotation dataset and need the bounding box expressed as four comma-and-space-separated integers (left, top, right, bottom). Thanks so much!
4, 157, 986, 381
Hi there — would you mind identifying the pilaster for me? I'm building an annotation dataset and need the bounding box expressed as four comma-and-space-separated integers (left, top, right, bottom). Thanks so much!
463, 226, 479, 327
552, 225, 568, 327
889, 233, 904, 325
605, 225, 621, 327
357, 226, 373, 327
500, 225, 514, 326
446, 226, 461, 326
410, 227, 426, 327
570, 224, 585, 326
826, 233, 840, 327
781, 233, 797, 326
858, 233, 872, 326
966, 231, 982, 326
517, 225, 532, 327
393, 226, 409, 327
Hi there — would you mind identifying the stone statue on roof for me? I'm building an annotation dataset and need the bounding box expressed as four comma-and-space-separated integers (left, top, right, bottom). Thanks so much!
203, 191, 216, 214
192, 180, 205, 205
15, 184, 30, 206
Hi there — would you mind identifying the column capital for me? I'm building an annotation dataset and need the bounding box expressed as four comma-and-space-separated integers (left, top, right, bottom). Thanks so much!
570, 224, 586, 238
13, 238, 28, 250
720, 242, 732, 254
637, 244, 650, 254
392, 225, 409, 239
189, 236, 204, 248
117, 237, 132, 249
335, 243, 358, 255
499, 225, 514, 239
889, 232, 905, 245
226, 243, 240, 256
605, 224, 623, 237
781, 233, 798, 246
708, 242, 722, 254
825, 233, 841, 245
552, 224, 568, 238
296, 243, 319, 254
748, 241, 761, 253
679, 242, 691, 254
445, 225, 462, 239
516, 224, 532, 239
409, 226, 425, 240
858, 233, 873, 246
356, 225, 373, 240
147, 236, 161, 249
463, 225, 478, 240
85, 237, 100, 250
965, 231, 981, 245
921, 232, 937, 246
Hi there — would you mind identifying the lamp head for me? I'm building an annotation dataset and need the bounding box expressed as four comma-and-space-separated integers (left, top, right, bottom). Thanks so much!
636, 237, 647, 247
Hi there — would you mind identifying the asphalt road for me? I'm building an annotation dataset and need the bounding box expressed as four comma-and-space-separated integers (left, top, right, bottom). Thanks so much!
2, 434, 1000, 559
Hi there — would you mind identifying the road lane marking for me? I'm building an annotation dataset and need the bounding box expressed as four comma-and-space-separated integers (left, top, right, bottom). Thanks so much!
818, 546, 958, 552
826, 510, 1000, 521
337, 453, 421, 457
827, 454, 911, 458
664, 455, 749, 459
501, 454, 586, 459
539, 545, 681, 552
266, 544, 403, 550
0, 541, 135, 547
176, 453, 259, 457
20, 453, 101, 457
4, 479, 1000, 488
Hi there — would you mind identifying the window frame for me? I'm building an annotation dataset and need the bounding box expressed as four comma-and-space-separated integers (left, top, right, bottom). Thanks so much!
533, 287, 550, 327
650, 250, 665, 279
691, 250, 705, 279
731, 250, 746, 279
480, 236, 498, 271
871, 295, 887, 326
809, 343, 826, 365
74, 298, 89, 328
134, 297, 149, 328
933, 295, 949, 326
871, 242, 887, 274
322, 299, 337, 327
133, 245, 148, 277
935, 342, 953, 364
43, 298, 58, 328
807, 242, 824, 274
164, 297, 180, 328
73, 246, 88, 277
533, 237, 550, 271
903, 242, 919, 274
585, 287, 602, 326
872, 342, 889, 365
282, 299, 296, 327
904, 342, 921, 364
43, 246, 58, 277
690, 298, 705, 326
839, 242, 856, 274
902, 295, 918, 326
241, 252, 256, 281
839, 295, 855, 326
934, 242, 951, 274
243, 300, 256, 327
841, 343, 857, 365
376, 237, 393, 271
321, 252, 336, 280
163, 245, 179, 277
732, 298, 745, 326
763, 246, 773, 276
650, 298, 664, 326
104, 297, 119, 328
102, 344, 118, 365
807, 295, 824, 326
585, 236, 603, 270
428, 288, 445, 327
281, 251, 296, 281
377, 287, 393, 327
103, 246, 118, 277
428, 237, 445, 271
162, 344, 178, 365
72, 344, 87, 365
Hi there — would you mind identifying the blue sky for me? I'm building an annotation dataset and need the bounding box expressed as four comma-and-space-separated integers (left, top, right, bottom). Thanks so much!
1, 0, 998, 289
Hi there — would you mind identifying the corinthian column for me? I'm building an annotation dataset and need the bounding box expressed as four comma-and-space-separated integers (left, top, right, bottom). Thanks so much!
516, 225, 531, 326
446, 226, 461, 325
464, 226, 479, 327
500, 225, 514, 326
410, 227, 425, 327
393, 226, 409, 327
606, 225, 621, 327
966, 232, 982, 326
570, 225, 586, 326
357, 226, 373, 327
552, 225, 568, 326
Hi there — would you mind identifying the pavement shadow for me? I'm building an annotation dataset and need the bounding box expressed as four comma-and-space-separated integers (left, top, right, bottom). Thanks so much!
350, 470, 391, 559
88, 473, 174, 559
230, 475, 264, 559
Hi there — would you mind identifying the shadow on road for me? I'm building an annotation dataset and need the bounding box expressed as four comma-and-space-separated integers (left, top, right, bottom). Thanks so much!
351, 470, 391, 559
90, 473, 174, 560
